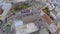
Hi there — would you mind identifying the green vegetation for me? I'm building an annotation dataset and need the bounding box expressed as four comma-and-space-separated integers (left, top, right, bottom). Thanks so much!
14, 3, 30, 11
6, 23, 12, 33
0, 22, 2, 28
42, 7, 50, 16
0, 20, 3, 28
29, 30, 39, 34
21, 4, 30, 9
6, 24, 11, 32
13, 3, 30, 14
12, 10, 17, 15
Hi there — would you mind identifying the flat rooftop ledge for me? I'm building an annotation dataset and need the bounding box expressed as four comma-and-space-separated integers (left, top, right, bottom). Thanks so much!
0, 3, 12, 20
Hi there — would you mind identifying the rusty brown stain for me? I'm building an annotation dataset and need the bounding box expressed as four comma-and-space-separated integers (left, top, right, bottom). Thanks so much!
42, 14, 52, 25
0, 8, 3, 14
